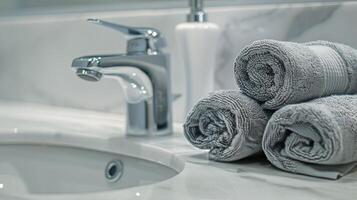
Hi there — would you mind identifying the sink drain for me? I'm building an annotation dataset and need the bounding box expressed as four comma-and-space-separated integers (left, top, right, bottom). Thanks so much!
105, 160, 124, 182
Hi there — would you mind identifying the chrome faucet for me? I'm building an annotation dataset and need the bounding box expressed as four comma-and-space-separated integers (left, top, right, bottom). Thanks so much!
71, 19, 172, 136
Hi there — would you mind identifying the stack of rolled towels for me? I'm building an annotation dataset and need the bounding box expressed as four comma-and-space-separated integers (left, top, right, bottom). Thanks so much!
183, 39, 357, 179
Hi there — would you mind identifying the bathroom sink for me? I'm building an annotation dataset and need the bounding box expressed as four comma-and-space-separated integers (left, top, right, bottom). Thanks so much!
0, 143, 179, 195
0, 107, 184, 198
0, 103, 185, 199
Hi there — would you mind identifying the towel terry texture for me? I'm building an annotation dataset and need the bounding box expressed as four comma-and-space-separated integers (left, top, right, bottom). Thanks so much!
234, 39, 357, 109
183, 39, 357, 179
263, 95, 357, 179
183, 90, 271, 161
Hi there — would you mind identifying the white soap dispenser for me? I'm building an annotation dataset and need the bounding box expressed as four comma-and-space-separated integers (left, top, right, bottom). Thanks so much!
175, 0, 221, 113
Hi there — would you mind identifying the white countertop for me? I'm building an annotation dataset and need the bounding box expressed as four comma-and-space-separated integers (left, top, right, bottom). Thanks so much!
0, 101, 357, 200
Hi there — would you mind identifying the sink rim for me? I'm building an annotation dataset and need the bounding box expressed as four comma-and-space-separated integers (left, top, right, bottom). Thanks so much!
0, 128, 186, 196
0, 129, 185, 174
0, 103, 187, 199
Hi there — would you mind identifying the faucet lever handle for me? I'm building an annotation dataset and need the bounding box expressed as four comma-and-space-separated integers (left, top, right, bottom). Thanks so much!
87, 18, 161, 39
87, 18, 165, 54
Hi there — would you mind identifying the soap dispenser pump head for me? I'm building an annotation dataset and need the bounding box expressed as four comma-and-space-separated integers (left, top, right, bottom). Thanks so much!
187, 0, 207, 22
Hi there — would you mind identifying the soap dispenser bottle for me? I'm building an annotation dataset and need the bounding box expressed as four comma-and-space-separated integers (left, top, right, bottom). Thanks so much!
175, 0, 220, 113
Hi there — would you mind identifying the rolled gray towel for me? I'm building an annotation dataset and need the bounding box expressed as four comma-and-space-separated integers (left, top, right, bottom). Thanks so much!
183, 90, 271, 161
263, 95, 357, 179
234, 39, 357, 109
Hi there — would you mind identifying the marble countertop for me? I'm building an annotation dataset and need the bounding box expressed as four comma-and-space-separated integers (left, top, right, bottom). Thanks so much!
1, 101, 357, 200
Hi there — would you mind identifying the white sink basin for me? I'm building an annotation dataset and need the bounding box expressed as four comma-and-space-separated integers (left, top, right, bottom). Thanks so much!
0, 143, 179, 194
0, 102, 185, 199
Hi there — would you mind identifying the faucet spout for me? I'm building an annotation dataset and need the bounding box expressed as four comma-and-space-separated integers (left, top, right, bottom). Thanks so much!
76, 67, 153, 104
71, 53, 172, 136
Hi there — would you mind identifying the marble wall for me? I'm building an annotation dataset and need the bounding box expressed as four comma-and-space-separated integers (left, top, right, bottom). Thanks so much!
0, 1, 356, 122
